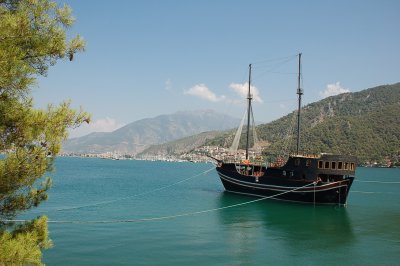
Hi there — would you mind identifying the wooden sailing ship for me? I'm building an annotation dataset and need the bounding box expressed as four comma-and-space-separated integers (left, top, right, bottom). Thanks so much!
215, 54, 357, 205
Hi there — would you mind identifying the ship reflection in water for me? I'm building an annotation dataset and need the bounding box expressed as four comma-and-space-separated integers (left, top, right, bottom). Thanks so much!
216, 191, 355, 263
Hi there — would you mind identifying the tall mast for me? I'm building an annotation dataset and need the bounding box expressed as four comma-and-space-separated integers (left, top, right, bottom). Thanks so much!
296, 53, 303, 154
245, 64, 252, 160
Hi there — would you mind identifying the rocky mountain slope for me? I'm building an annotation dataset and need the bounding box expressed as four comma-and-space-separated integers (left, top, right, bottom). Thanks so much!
140, 83, 400, 163
62, 110, 240, 154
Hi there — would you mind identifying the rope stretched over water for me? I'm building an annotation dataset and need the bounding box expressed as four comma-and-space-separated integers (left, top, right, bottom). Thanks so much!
35, 175, 400, 213
2, 182, 317, 224
40, 166, 216, 213
354, 180, 400, 184
351, 190, 395, 194
350, 179, 400, 194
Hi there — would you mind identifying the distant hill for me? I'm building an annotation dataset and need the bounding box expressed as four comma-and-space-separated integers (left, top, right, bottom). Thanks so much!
62, 110, 240, 154
257, 82, 400, 162
142, 83, 400, 163
137, 131, 221, 157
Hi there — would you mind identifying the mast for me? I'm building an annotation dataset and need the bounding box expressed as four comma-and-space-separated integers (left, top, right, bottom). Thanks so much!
296, 53, 303, 154
245, 64, 252, 160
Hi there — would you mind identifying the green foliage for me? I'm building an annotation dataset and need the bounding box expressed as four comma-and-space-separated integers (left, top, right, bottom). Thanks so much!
0, 216, 51, 266
0, 0, 85, 96
0, 98, 89, 218
0, 0, 89, 264
206, 83, 400, 164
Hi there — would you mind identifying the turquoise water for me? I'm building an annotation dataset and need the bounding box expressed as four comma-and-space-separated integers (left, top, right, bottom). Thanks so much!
23, 158, 400, 265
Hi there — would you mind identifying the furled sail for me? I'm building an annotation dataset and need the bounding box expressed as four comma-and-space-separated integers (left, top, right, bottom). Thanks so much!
230, 106, 260, 153
230, 110, 246, 152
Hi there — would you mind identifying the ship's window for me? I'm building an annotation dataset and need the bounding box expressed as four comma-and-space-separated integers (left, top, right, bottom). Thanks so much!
306, 160, 311, 167
350, 163, 355, 171
338, 162, 343, 170
324, 161, 330, 169
344, 162, 349, 170
295, 159, 300, 166
318, 161, 323, 169
331, 161, 336, 170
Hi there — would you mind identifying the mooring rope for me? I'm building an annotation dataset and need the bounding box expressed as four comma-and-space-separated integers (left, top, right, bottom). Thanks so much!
40, 166, 216, 213
350, 179, 400, 194
351, 190, 395, 194
354, 180, 400, 184
2, 181, 317, 224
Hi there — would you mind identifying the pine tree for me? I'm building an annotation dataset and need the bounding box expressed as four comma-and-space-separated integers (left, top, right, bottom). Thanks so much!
0, 0, 89, 264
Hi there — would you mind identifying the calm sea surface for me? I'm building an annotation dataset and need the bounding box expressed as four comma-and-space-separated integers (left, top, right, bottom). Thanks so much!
22, 157, 400, 265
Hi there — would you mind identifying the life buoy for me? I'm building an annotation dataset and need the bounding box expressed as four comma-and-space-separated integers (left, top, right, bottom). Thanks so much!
241, 160, 250, 165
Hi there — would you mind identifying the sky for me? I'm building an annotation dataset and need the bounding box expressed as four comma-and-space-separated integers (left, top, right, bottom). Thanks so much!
32, 0, 400, 138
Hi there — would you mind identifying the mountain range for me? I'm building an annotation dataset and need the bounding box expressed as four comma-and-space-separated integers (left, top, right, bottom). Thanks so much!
139, 82, 400, 163
62, 110, 240, 154
257, 82, 400, 162
64, 83, 400, 163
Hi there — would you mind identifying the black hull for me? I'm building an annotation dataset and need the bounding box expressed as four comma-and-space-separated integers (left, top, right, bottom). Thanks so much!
216, 160, 355, 205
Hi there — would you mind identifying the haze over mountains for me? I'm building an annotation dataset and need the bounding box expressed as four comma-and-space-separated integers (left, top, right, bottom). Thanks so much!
62, 110, 241, 154
64, 83, 400, 162
139, 83, 400, 163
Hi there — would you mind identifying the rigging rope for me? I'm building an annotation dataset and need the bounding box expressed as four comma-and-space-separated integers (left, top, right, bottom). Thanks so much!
250, 104, 260, 152
2, 182, 317, 224
251, 54, 298, 65
280, 103, 298, 158
252, 55, 298, 82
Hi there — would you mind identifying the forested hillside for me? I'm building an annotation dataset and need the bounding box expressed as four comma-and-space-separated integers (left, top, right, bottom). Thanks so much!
137, 131, 221, 157
207, 83, 400, 163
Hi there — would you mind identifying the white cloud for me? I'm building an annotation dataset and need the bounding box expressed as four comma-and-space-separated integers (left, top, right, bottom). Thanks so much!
320, 82, 350, 99
89, 117, 123, 132
184, 82, 264, 105
68, 117, 125, 138
165, 78, 172, 91
184, 84, 225, 102
229, 82, 263, 103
